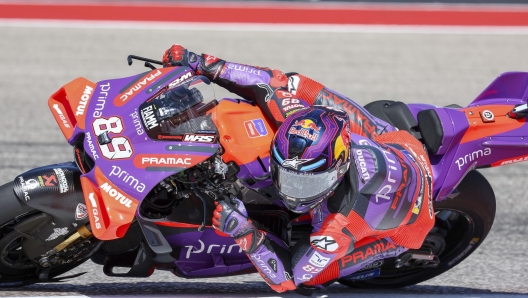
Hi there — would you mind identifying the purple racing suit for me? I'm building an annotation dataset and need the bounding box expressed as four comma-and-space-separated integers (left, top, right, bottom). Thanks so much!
184, 51, 435, 294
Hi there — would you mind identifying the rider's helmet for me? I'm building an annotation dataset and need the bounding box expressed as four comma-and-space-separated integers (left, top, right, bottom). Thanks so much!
270, 106, 351, 213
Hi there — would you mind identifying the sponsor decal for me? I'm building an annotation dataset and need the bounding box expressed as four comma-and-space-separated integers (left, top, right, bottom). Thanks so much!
52, 104, 71, 128
283, 103, 304, 112
134, 154, 207, 169
282, 157, 312, 170
289, 119, 320, 141
130, 109, 145, 136
117, 69, 162, 105
226, 218, 238, 233
354, 149, 371, 181
342, 268, 381, 281
404, 146, 433, 217
412, 194, 423, 215
88, 192, 102, 229
168, 72, 193, 88
141, 157, 191, 166
100, 182, 133, 208
428, 191, 434, 218
310, 236, 339, 252
25, 179, 39, 190
287, 76, 300, 95
183, 134, 216, 143
37, 174, 57, 187
358, 139, 372, 146
480, 110, 495, 122
244, 118, 268, 138
448, 238, 479, 266
280, 96, 305, 112
184, 239, 242, 259
141, 105, 159, 130
93, 82, 110, 118
257, 83, 273, 102
308, 251, 331, 268
285, 109, 301, 117
302, 264, 323, 274
53, 168, 69, 194
157, 134, 183, 140
85, 132, 99, 160
359, 260, 384, 271
75, 203, 88, 220
296, 274, 313, 282
203, 54, 220, 67
76, 85, 94, 116
268, 258, 278, 273
494, 154, 528, 166
340, 240, 397, 269
17, 176, 37, 201
284, 272, 292, 281
375, 150, 397, 203
455, 148, 491, 170
109, 165, 146, 193
197, 130, 216, 134
45, 227, 69, 241
227, 63, 261, 76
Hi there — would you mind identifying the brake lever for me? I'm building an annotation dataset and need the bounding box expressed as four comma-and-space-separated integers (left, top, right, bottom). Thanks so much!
144, 62, 157, 70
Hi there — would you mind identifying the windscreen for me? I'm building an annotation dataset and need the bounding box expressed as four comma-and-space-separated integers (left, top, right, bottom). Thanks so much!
139, 75, 218, 141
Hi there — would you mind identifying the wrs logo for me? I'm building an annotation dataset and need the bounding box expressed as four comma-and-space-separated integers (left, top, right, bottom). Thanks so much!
183, 134, 216, 143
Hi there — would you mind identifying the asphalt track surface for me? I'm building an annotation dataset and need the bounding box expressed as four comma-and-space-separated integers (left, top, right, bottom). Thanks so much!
1, 20, 528, 297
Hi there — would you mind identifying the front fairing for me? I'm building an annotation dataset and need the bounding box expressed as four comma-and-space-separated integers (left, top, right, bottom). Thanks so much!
48, 67, 220, 240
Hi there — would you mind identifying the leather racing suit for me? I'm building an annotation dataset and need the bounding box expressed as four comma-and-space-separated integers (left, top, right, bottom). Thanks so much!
167, 48, 436, 294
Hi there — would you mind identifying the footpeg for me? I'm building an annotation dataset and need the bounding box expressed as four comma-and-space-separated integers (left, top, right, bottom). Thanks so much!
395, 249, 440, 268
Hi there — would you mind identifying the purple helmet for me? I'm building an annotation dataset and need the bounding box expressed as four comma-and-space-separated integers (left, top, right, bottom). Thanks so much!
270, 106, 351, 213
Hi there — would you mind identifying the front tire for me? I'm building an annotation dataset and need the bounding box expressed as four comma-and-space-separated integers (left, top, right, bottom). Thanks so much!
338, 170, 496, 288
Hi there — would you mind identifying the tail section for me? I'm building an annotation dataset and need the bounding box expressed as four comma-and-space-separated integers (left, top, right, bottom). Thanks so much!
470, 72, 528, 106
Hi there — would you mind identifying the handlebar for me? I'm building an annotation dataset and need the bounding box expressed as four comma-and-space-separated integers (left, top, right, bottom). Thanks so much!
127, 55, 163, 70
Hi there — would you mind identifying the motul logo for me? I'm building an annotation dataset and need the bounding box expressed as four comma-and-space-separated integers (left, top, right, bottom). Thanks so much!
100, 182, 132, 208
76, 86, 93, 116
183, 134, 216, 143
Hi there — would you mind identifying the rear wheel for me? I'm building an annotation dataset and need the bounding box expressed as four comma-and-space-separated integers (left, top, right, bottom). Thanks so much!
338, 170, 496, 288
0, 182, 94, 286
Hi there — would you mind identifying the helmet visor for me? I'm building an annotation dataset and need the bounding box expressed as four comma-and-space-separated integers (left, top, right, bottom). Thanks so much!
271, 161, 339, 201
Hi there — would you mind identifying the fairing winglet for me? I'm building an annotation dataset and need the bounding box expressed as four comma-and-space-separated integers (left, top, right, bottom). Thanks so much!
48, 77, 97, 140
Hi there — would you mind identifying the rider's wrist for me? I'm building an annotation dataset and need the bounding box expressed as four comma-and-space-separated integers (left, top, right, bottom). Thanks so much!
234, 228, 265, 254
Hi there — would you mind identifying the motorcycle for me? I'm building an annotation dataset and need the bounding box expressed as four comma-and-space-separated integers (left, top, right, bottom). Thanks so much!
6, 53, 526, 290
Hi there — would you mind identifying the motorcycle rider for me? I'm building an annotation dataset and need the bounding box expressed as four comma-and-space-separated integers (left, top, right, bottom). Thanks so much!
162, 45, 435, 295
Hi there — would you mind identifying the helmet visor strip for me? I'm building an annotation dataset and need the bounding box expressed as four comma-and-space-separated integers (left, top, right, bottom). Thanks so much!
271, 162, 339, 200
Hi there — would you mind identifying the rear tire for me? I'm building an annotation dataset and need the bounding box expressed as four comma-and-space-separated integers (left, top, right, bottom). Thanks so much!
338, 170, 496, 288
0, 182, 91, 286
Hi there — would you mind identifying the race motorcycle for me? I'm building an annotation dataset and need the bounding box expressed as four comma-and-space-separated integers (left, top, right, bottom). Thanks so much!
5, 54, 526, 290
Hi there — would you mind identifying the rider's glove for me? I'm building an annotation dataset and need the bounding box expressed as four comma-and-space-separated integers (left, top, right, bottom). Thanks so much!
162, 44, 199, 70
212, 198, 265, 253
162, 44, 224, 80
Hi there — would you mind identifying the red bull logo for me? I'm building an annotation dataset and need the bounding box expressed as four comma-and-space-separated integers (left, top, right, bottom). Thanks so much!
293, 119, 320, 132
289, 119, 320, 141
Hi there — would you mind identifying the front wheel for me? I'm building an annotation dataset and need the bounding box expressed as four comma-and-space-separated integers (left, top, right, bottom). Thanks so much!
0, 182, 96, 287
338, 170, 496, 288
